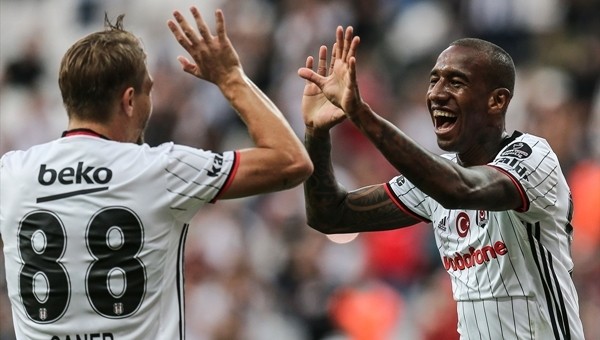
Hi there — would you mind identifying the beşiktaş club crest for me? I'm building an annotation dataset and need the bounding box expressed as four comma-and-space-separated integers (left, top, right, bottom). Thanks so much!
114, 302, 124, 316
476, 210, 489, 228
39, 307, 47, 321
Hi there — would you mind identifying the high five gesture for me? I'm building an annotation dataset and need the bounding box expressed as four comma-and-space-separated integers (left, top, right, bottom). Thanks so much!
298, 26, 363, 125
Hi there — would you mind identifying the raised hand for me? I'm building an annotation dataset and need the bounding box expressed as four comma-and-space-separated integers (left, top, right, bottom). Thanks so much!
301, 44, 346, 132
298, 26, 362, 120
167, 7, 242, 87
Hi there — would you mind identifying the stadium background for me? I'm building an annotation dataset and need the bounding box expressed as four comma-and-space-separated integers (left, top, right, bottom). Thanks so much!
1, 0, 599, 339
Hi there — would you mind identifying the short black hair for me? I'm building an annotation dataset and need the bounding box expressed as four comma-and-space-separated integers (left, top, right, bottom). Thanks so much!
450, 38, 515, 96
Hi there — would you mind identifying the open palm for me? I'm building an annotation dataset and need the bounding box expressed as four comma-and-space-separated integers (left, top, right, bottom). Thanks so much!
301, 45, 346, 132
299, 26, 362, 131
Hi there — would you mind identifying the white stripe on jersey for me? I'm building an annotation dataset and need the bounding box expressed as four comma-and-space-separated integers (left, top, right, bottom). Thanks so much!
386, 132, 584, 339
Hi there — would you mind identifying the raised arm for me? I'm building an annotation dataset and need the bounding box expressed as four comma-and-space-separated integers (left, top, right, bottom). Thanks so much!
342, 104, 521, 210
304, 130, 422, 234
300, 44, 420, 234
168, 8, 312, 198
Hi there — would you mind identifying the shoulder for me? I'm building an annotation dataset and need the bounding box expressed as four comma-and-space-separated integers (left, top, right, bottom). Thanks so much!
499, 132, 553, 156
491, 131, 565, 193
1, 150, 16, 165
106, 141, 177, 160
495, 131, 558, 166
1, 141, 57, 168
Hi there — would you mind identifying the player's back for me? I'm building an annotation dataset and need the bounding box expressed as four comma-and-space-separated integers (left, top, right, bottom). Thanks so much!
0, 134, 229, 339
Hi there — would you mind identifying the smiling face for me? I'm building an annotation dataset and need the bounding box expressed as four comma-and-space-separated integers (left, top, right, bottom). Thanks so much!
426, 45, 495, 154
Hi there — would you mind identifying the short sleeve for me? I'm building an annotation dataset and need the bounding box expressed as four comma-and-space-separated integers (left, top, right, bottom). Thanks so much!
164, 144, 238, 222
386, 174, 432, 223
488, 135, 562, 219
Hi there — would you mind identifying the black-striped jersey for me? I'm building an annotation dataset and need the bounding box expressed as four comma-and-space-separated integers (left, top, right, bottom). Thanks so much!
386, 131, 584, 339
0, 131, 238, 339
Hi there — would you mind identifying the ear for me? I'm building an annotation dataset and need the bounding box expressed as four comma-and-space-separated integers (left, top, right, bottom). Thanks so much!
121, 87, 135, 118
488, 88, 511, 115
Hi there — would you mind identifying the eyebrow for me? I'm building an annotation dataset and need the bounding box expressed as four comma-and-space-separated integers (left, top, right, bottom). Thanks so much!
430, 68, 469, 81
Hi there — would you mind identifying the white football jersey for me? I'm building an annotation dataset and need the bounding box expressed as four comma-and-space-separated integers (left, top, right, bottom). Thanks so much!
0, 131, 238, 340
386, 132, 584, 339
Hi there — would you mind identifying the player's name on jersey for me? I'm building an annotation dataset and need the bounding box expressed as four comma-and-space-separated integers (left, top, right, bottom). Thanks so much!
50, 332, 114, 340
38, 162, 113, 185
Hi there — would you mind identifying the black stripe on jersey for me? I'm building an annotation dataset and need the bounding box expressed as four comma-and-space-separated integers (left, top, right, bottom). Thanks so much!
506, 139, 542, 184
541, 179, 559, 209
499, 131, 523, 149
522, 149, 556, 207
488, 166, 529, 212
565, 195, 574, 275
166, 167, 190, 183
167, 188, 209, 202
547, 254, 571, 337
566, 193, 574, 235
497, 214, 527, 296
170, 153, 234, 177
503, 215, 535, 338
384, 183, 431, 223
471, 300, 484, 339
165, 168, 220, 190
172, 156, 208, 171
526, 222, 570, 340
36, 187, 109, 203
177, 223, 189, 340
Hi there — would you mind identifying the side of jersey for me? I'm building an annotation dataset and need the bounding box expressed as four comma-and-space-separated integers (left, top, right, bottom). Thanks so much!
385, 132, 584, 339
0, 136, 238, 340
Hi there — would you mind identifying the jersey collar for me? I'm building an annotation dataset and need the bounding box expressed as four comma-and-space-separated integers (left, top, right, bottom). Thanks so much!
62, 129, 110, 140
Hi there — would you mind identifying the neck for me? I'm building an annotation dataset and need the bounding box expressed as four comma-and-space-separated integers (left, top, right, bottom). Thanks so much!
67, 120, 130, 143
457, 131, 509, 167
63, 128, 109, 139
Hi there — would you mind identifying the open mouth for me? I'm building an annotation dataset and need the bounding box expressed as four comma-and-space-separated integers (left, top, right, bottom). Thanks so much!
433, 109, 458, 133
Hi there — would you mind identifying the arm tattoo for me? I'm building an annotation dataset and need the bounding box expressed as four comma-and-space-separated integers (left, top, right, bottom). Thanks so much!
345, 185, 420, 231
304, 132, 419, 233
304, 132, 346, 227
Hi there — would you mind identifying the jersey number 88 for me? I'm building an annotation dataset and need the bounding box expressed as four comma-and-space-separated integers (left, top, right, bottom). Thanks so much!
18, 207, 146, 323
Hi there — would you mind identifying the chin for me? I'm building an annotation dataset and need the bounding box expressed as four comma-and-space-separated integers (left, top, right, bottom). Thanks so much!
436, 139, 456, 152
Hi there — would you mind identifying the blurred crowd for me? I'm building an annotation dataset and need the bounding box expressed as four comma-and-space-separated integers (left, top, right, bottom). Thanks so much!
1, 0, 599, 339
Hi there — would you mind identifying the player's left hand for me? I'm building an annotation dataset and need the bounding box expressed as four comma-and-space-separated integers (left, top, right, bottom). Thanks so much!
301, 44, 346, 133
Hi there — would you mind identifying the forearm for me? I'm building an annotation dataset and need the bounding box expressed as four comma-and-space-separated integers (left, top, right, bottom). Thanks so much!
304, 129, 422, 232
218, 70, 312, 192
220, 70, 294, 145
347, 103, 476, 207
303, 129, 349, 232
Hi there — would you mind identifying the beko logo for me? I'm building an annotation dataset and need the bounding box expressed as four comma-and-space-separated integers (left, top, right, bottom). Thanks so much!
38, 162, 113, 185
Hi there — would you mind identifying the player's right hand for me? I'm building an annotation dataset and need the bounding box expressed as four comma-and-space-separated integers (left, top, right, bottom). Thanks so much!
167, 7, 243, 87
